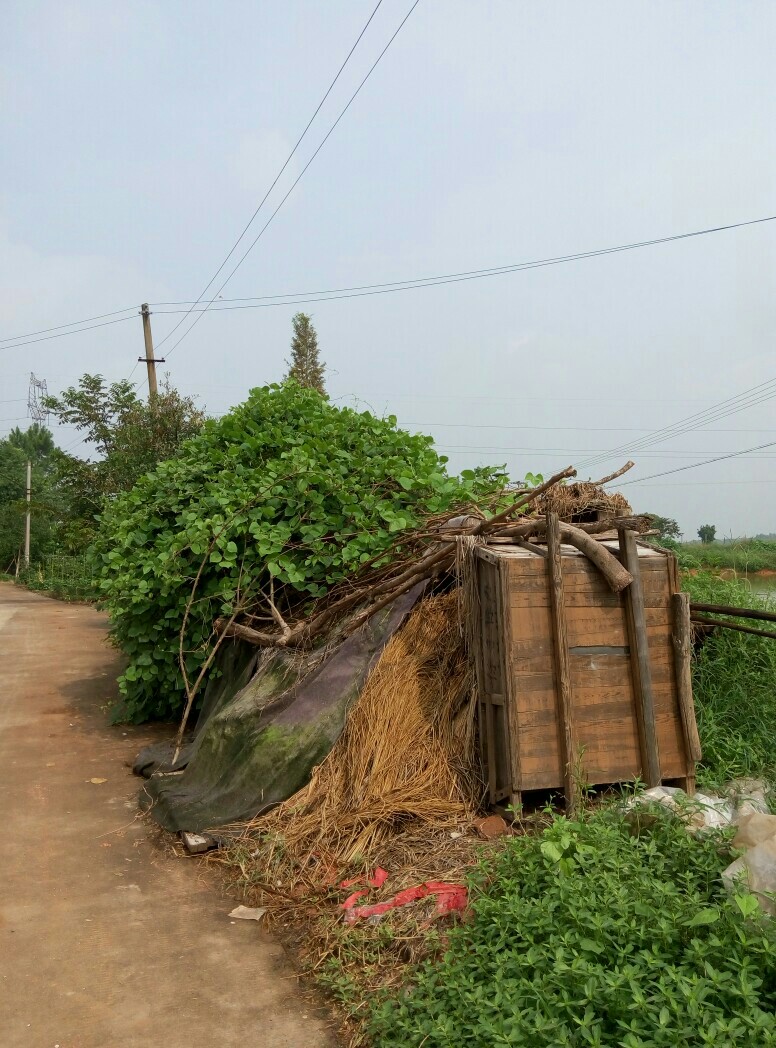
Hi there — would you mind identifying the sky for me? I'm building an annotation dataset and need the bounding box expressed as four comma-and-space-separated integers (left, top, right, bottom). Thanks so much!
2, 0, 775, 538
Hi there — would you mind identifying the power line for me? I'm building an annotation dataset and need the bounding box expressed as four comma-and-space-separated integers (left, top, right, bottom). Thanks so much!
150, 214, 776, 320
404, 421, 776, 434
575, 378, 776, 471
157, 0, 400, 356
0, 315, 136, 352
616, 440, 776, 486
4, 211, 775, 351
437, 445, 776, 459
0, 307, 136, 346
150, 213, 776, 312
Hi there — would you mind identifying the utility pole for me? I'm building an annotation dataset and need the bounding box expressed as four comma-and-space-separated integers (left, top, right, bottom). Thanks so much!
24, 460, 31, 567
139, 304, 164, 404
24, 373, 49, 572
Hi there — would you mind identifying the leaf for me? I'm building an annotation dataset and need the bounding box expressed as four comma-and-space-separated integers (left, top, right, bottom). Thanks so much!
684, 908, 720, 928
88, 777, 108, 784
734, 893, 761, 919
540, 841, 563, 863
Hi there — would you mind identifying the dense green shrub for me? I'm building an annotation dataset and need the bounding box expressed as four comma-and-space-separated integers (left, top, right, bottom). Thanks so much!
94, 383, 503, 722
684, 572, 776, 789
369, 810, 776, 1047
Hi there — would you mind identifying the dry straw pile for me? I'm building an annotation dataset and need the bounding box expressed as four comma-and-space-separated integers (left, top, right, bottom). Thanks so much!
247, 591, 480, 873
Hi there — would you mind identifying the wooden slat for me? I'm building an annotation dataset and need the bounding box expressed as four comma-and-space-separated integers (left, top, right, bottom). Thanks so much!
509, 568, 670, 609
672, 592, 702, 764
619, 528, 661, 786
546, 513, 579, 811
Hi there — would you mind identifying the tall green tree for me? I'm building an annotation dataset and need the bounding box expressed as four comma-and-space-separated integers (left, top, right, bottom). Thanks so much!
0, 427, 64, 571
698, 524, 717, 544
44, 373, 206, 545
7, 422, 55, 461
284, 312, 326, 394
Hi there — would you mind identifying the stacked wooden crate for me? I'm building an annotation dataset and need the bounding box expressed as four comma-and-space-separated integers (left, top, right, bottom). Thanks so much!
474, 519, 701, 811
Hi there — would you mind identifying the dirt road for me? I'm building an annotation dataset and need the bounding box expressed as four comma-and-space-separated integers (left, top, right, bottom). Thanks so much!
0, 584, 334, 1048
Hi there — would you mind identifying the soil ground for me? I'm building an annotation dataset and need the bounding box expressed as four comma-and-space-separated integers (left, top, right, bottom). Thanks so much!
0, 583, 335, 1048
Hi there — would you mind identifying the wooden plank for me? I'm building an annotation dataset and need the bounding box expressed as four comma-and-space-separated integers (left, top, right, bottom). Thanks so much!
546, 513, 579, 811
619, 527, 661, 786
498, 557, 521, 793
475, 560, 501, 803
509, 568, 670, 608
485, 697, 497, 802
672, 592, 702, 764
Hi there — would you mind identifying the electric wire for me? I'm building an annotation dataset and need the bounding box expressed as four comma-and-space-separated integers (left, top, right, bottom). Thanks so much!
155, 0, 391, 354
3, 212, 775, 351
0, 307, 137, 346
151, 213, 776, 313
0, 315, 136, 351
575, 378, 776, 472
615, 440, 776, 486
160, 1, 422, 357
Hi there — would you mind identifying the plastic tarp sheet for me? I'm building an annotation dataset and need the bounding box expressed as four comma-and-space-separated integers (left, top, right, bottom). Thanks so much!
135, 585, 424, 832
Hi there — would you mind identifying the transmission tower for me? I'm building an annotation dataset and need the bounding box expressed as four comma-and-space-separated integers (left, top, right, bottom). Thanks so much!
27, 373, 49, 424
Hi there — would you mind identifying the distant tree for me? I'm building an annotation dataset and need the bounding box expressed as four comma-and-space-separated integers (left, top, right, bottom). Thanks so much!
698, 524, 717, 544
644, 514, 682, 541
285, 312, 326, 394
7, 423, 55, 461
0, 427, 65, 571
44, 373, 205, 544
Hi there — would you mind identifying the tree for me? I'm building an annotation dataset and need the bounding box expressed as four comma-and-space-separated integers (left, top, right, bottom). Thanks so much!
7, 423, 55, 461
44, 373, 205, 545
644, 514, 682, 541
0, 427, 65, 571
698, 524, 717, 544
285, 312, 326, 394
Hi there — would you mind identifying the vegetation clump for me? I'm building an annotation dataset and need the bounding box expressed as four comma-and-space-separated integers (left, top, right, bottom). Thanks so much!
685, 572, 776, 790
368, 809, 776, 1048
93, 383, 502, 722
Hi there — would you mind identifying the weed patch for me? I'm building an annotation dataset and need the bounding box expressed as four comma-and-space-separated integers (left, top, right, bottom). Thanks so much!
368, 810, 776, 1048
684, 572, 776, 791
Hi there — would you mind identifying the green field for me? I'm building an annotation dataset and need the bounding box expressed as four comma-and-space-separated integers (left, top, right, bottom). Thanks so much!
674, 538, 776, 575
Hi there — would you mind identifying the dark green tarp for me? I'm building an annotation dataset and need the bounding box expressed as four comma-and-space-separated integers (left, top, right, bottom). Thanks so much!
135, 585, 424, 832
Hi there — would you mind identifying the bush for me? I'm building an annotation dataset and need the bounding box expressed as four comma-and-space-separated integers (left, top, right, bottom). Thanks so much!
684, 572, 776, 789
368, 810, 776, 1047
94, 384, 503, 722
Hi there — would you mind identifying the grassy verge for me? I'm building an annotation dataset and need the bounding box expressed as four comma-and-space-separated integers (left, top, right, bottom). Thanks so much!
367, 810, 776, 1047
13, 555, 96, 602
675, 539, 776, 574
685, 572, 776, 791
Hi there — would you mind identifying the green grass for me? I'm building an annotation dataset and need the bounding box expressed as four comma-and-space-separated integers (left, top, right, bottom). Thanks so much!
684, 572, 776, 790
675, 539, 776, 574
367, 809, 776, 1048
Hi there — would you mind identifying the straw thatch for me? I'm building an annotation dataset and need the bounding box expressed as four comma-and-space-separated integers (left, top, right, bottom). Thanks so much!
536, 480, 631, 521
242, 590, 479, 871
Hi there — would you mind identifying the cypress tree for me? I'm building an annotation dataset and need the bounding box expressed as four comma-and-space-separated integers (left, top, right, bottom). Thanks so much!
285, 312, 326, 395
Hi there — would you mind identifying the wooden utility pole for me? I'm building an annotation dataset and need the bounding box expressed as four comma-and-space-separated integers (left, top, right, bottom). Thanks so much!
24, 460, 31, 567
139, 303, 164, 403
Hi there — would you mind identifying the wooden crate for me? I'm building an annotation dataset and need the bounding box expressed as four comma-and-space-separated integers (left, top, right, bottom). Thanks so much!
474, 533, 700, 810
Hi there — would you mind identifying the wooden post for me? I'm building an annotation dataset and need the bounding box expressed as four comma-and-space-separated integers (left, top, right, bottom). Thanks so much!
546, 513, 579, 812
24, 459, 31, 567
618, 528, 661, 786
140, 303, 159, 403
671, 592, 702, 767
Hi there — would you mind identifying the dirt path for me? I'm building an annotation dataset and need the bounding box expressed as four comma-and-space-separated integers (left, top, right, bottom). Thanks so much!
0, 584, 334, 1048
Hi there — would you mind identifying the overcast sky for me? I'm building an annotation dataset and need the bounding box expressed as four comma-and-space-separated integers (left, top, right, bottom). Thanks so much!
2, 1, 775, 537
